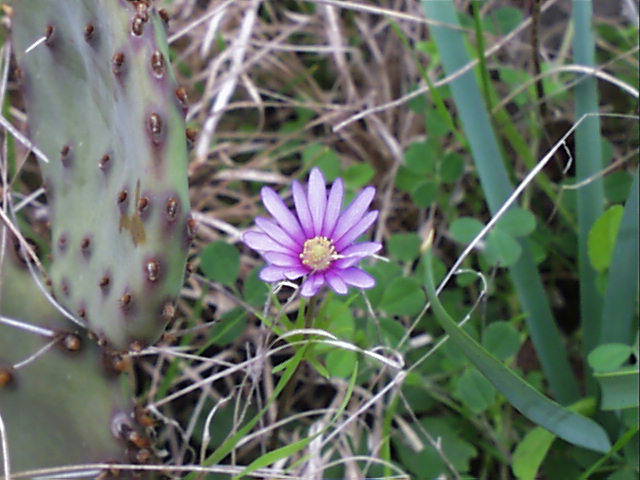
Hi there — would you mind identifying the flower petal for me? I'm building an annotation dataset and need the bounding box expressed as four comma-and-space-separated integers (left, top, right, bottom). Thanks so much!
292, 180, 314, 237
334, 210, 379, 251
300, 272, 325, 297
307, 168, 327, 236
261, 187, 305, 240
243, 231, 294, 254
322, 178, 344, 237
255, 217, 301, 250
337, 241, 382, 257
331, 186, 375, 242
336, 267, 375, 289
284, 266, 309, 280
263, 251, 302, 267
260, 265, 289, 282
326, 270, 348, 295
334, 241, 382, 268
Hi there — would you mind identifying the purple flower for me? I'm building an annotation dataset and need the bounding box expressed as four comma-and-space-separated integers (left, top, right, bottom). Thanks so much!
243, 168, 381, 297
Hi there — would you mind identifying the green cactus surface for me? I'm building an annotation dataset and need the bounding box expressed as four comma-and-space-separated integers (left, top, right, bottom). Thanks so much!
0, 238, 151, 472
11, 0, 192, 349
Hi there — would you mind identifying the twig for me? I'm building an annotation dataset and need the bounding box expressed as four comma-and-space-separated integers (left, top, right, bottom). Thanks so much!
0, 411, 9, 480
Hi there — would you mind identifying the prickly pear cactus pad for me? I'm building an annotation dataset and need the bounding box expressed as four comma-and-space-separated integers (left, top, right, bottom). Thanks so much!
11, 0, 192, 349
0, 241, 138, 471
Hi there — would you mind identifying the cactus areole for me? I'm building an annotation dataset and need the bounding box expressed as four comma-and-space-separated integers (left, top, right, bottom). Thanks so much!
12, 0, 192, 349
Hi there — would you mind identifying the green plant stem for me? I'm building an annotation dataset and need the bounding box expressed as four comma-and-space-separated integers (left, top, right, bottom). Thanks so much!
529, 0, 548, 119
573, 0, 605, 358
276, 296, 318, 420
578, 425, 639, 480
471, 1, 494, 112
382, 392, 400, 480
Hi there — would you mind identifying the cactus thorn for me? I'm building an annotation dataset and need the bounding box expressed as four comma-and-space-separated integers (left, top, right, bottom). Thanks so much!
60, 144, 72, 167
137, 196, 150, 214
112, 52, 126, 76
110, 353, 132, 374
134, 406, 156, 428
44, 24, 55, 45
57, 234, 68, 253
165, 197, 178, 221
99, 153, 111, 169
175, 86, 188, 109
127, 430, 150, 449
158, 8, 170, 25
161, 301, 175, 320
145, 259, 160, 282
110, 411, 132, 439
134, 1, 150, 21
186, 216, 198, 238
150, 50, 165, 78
62, 333, 82, 352
131, 16, 146, 36
147, 113, 163, 143
185, 127, 198, 145
12, 237, 38, 266
99, 274, 111, 290
128, 340, 145, 353
0, 367, 13, 388
135, 448, 152, 463
84, 23, 95, 41
80, 236, 92, 257
119, 292, 133, 311
117, 190, 128, 205
61, 278, 70, 296
12, 65, 23, 84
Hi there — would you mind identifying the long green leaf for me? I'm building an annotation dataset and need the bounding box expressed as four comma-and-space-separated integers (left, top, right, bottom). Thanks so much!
423, 252, 611, 453
512, 398, 597, 480
421, 0, 579, 403
600, 170, 639, 344
573, 0, 605, 357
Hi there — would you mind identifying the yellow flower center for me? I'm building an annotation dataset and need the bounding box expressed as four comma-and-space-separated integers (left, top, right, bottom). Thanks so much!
300, 236, 337, 271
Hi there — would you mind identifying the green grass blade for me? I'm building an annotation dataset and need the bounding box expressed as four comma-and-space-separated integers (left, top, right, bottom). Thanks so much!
423, 252, 611, 453
421, 0, 579, 402
238, 361, 359, 478
600, 170, 639, 344
286, 360, 359, 472
573, 0, 606, 355
235, 436, 314, 480
186, 345, 308, 479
